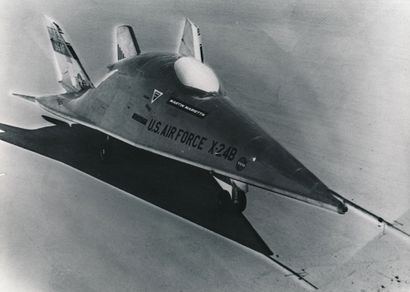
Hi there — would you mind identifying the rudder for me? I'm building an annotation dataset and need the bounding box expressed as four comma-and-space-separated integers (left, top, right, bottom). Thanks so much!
178, 18, 204, 63
116, 25, 141, 61
45, 16, 94, 92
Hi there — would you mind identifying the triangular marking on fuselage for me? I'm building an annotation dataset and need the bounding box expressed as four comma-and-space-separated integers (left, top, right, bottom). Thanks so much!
151, 89, 163, 103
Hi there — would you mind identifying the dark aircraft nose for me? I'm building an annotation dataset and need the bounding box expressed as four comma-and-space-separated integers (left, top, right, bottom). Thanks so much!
243, 135, 347, 214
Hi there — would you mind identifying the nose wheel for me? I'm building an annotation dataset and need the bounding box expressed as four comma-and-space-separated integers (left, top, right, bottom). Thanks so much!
217, 188, 247, 213
232, 188, 247, 212
213, 174, 249, 213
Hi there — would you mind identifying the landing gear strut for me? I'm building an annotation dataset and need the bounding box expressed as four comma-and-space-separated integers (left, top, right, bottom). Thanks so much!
99, 135, 111, 161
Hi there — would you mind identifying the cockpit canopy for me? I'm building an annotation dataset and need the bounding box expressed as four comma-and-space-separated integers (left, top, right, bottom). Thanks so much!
174, 57, 220, 94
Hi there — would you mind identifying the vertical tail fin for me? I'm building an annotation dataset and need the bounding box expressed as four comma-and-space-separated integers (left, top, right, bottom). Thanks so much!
178, 18, 204, 63
44, 16, 94, 92
115, 25, 141, 61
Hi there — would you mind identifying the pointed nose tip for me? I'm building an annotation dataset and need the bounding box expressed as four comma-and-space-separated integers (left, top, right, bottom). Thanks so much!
219, 107, 347, 213
294, 169, 347, 213
248, 138, 348, 213
327, 190, 348, 214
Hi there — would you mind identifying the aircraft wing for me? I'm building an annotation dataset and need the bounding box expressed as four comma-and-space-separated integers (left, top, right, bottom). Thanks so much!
12, 93, 36, 103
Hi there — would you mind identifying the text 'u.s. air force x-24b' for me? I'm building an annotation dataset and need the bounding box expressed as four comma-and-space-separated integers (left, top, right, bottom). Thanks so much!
14, 16, 347, 214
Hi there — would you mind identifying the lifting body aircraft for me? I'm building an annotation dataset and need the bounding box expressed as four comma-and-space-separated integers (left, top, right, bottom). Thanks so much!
14, 16, 347, 214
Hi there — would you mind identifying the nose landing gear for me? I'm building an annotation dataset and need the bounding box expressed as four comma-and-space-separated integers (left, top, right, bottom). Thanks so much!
213, 174, 248, 213
232, 187, 247, 212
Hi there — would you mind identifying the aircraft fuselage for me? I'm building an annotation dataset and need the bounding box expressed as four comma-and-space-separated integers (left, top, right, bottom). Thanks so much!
36, 52, 346, 213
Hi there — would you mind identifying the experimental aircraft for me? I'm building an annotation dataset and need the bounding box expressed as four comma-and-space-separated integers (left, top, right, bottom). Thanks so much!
14, 17, 347, 214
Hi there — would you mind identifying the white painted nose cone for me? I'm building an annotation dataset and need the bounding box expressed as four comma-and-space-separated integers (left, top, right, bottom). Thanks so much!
174, 57, 219, 93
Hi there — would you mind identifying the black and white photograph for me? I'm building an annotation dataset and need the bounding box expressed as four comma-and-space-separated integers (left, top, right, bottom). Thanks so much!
1, 1, 409, 291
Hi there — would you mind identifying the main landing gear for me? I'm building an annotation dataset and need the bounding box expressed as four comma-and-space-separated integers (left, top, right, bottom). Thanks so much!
214, 174, 248, 213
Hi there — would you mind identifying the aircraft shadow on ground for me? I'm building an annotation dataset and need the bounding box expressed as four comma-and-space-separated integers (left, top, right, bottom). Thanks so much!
0, 119, 272, 256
